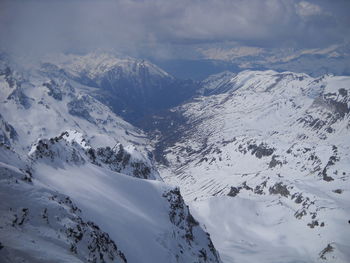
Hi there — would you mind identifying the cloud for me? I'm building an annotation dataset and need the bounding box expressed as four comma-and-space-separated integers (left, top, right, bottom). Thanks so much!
296, 1, 323, 17
0, 0, 349, 59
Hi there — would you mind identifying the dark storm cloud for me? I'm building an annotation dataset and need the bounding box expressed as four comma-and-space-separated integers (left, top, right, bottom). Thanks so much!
0, 0, 349, 58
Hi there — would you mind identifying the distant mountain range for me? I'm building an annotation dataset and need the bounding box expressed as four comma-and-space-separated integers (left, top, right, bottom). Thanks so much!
152, 43, 350, 80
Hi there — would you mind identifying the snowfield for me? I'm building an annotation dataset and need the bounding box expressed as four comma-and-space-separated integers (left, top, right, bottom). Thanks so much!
31, 159, 219, 263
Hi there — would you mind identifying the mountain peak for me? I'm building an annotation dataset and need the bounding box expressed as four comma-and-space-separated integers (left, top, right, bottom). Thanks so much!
43, 52, 172, 80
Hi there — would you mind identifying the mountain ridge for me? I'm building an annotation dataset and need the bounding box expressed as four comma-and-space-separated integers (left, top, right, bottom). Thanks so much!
150, 69, 350, 262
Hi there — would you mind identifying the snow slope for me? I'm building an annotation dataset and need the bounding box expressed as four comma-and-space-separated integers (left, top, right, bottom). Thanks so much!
0, 142, 221, 263
157, 70, 350, 262
28, 137, 220, 263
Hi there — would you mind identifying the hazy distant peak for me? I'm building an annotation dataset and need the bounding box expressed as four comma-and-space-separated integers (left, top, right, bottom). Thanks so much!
43, 52, 173, 80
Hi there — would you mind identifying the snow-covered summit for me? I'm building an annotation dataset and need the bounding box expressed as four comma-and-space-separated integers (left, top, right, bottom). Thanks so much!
46, 52, 172, 81
199, 71, 237, 95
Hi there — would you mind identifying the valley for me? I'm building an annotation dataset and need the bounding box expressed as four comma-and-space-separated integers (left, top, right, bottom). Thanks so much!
1, 52, 349, 263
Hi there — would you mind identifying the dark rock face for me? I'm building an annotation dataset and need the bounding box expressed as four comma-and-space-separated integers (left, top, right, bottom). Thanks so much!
1, 66, 27, 108
67, 96, 95, 123
7, 87, 31, 109
58, 196, 128, 263
294, 208, 307, 219
319, 243, 334, 260
269, 155, 282, 168
247, 143, 275, 159
0, 114, 18, 147
254, 181, 267, 195
39, 63, 68, 79
162, 188, 221, 263
91, 146, 131, 167
227, 186, 240, 197
292, 193, 304, 204
0, 66, 22, 89
228, 181, 265, 197
43, 80, 63, 101
11, 208, 29, 227
30, 133, 86, 165
298, 87, 350, 137
307, 220, 320, 229
323, 90, 349, 118
87, 145, 155, 179
269, 182, 290, 197
163, 188, 199, 243
332, 189, 342, 194
322, 169, 335, 182
31, 132, 158, 180
320, 146, 339, 182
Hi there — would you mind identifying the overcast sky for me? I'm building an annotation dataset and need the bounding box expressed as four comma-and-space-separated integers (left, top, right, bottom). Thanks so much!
1, 0, 350, 59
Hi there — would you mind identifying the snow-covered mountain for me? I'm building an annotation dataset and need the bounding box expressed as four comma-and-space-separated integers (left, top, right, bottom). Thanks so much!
0, 54, 221, 263
153, 70, 350, 262
198, 71, 237, 96
2, 50, 349, 263
0, 56, 149, 154
41, 52, 199, 122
